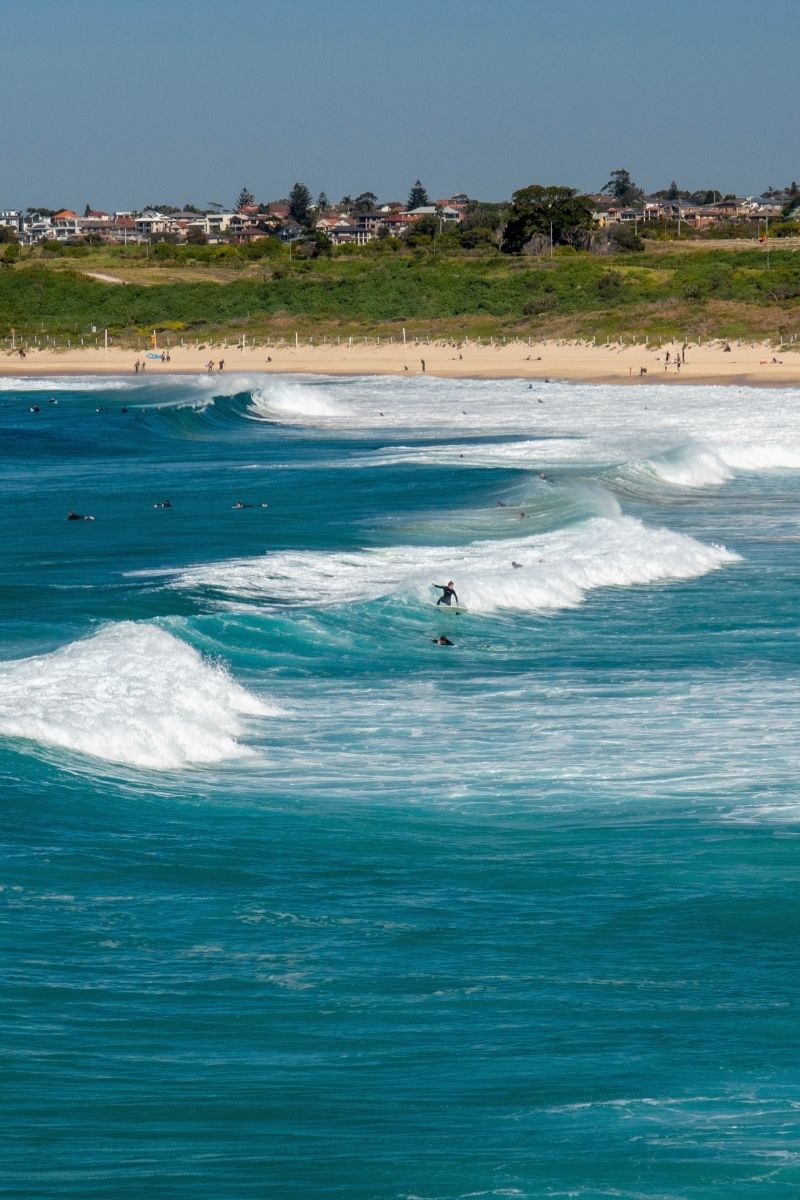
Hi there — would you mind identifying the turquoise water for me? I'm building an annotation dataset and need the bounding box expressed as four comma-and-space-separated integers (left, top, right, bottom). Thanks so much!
1, 372, 799, 1199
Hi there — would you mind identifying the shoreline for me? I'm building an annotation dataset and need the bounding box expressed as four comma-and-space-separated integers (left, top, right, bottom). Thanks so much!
2, 339, 799, 387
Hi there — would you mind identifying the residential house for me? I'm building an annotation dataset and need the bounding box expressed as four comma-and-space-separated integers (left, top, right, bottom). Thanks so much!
407, 205, 462, 224
134, 211, 171, 239
327, 224, 374, 246
51, 210, 81, 239
0, 210, 23, 235
276, 221, 305, 243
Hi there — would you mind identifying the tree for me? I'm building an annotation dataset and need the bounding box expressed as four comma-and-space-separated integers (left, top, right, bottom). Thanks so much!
186, 226, 208, 245
317, 191, 329, 214
459, 225, 497, 250
667, 180, 679, 200
353, 191, 378, 213
500, 185, 594, 254
689, 189, 721, 205
602, 168, 644, 208
236, 187, 255, 210
84, 203, 92, 217
288, 181, 313, 226
406, 214, 439, 246
408, 180, 429, 209
611, 224, 644, 252
339, 195, 353, 208
0, 226, 19, 244
293, 228, 332, 259
2, 241, 20, 265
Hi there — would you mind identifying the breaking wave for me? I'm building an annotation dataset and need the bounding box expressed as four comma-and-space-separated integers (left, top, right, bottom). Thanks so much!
171, 514, 739, 615
247, 380, 352, 421
0, 623, 272, 770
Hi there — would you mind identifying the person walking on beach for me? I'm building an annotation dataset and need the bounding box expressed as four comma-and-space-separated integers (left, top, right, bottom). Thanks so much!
218, 360, 224, 372
420, 359, 426, 373
207, 360, 214, 374
434, 580, 459, 607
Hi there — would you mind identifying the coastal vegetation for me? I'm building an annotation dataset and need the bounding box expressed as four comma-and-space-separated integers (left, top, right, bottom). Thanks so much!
1, 243, 799, 348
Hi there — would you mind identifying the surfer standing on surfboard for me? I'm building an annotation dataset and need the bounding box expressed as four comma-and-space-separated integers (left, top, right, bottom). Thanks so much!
434, 581, 459, 607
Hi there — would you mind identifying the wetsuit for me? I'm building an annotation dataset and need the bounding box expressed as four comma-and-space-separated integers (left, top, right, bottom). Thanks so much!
435, 584, 458, 607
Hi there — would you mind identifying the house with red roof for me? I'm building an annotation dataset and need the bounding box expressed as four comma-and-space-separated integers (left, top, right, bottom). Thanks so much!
51, 210, 81, 239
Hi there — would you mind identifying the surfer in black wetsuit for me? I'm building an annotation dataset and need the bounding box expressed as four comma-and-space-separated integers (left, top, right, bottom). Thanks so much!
434, 580, 458, 606
431, 635, 454, 645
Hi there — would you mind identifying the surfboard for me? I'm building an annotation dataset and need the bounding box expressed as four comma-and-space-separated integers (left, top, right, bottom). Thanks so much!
433, 604, 468, 614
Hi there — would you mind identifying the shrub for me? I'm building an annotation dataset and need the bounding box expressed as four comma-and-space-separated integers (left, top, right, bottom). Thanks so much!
598, 270, 623, 300
611, 225, 644, 252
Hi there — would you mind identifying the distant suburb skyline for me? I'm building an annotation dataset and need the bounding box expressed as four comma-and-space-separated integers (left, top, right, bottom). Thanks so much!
2, 0, 797, 212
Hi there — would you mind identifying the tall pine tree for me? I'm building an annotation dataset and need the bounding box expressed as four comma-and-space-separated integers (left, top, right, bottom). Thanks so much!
408, 180, 429, 209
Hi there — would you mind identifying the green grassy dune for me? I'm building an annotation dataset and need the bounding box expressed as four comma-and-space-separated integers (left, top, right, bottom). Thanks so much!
2, 244, 799, 348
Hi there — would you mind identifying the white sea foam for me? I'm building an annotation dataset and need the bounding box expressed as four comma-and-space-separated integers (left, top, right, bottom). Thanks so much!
0, 623, 271, 770
716, 442, 800, 471
270, 376, 800, 482
172, 515, 739, 614
247, 380, 352, 421
0, 376, 132, 392
642, 442, 734, 488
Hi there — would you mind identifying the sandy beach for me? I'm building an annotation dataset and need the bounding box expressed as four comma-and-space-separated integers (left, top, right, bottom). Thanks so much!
2, 338, 799, 386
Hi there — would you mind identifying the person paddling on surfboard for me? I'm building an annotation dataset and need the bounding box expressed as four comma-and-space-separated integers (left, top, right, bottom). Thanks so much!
434, 580, 459, 607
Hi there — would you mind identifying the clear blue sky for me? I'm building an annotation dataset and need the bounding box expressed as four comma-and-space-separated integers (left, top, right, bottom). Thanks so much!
2, 0, 797, 211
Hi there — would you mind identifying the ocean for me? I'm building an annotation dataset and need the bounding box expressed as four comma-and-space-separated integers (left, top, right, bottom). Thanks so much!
1, 371, 798, 1199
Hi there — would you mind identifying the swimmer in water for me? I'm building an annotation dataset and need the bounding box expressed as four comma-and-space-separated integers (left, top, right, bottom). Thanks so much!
512, 561, 523, 569
66, 511, 95, 521
431, 635, 454, 645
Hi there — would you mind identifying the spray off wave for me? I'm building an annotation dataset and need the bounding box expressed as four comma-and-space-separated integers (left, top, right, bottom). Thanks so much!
640, 440, 800, 488
0, 623, 271, 770
247, 380, 352, 422
173, 515, 739, 615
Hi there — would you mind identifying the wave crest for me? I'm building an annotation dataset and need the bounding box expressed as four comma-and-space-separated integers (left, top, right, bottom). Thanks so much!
248, 381, 351, 421
172, 515, 739, 615
0, 623, 271, 769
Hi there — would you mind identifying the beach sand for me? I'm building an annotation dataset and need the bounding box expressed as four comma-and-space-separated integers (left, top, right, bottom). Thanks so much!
2, 339, 799, 386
